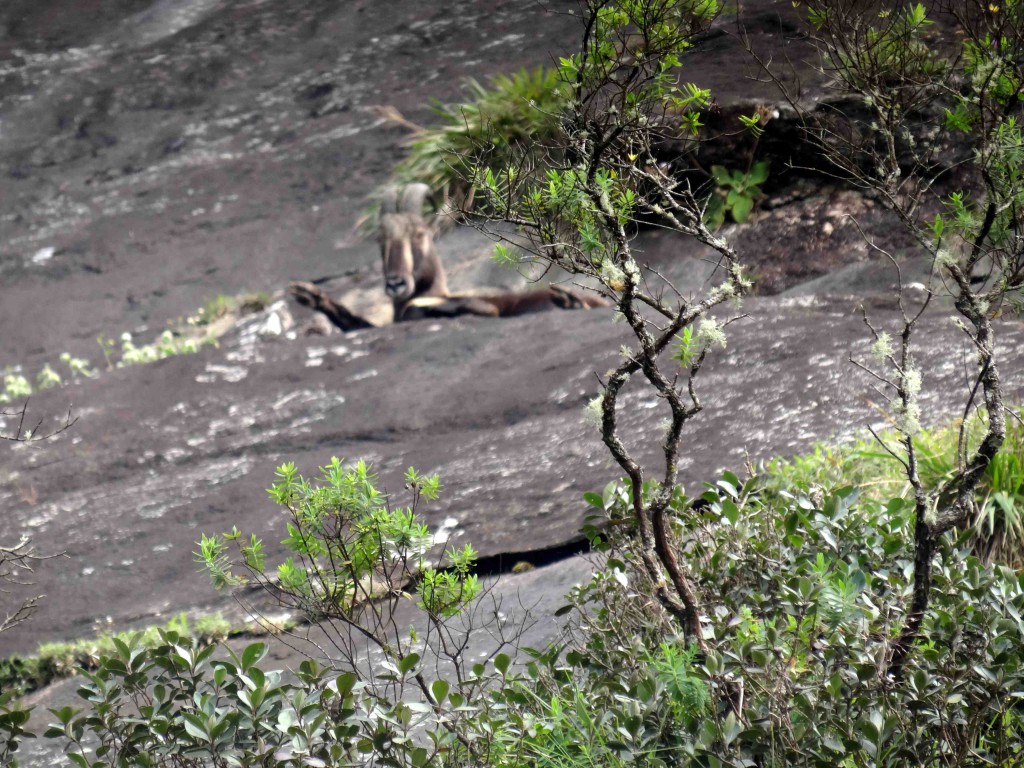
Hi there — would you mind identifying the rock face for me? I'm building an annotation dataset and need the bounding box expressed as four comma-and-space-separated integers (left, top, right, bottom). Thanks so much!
5, 296, 1024, 657
0, 0, 582, 371
2, 3, 1023, 756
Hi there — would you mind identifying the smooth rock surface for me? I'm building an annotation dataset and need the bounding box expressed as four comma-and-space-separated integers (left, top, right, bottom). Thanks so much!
5, 295, 1023, 656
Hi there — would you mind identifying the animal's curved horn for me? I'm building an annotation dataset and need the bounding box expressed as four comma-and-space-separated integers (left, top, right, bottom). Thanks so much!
381, 186, 400, 214
400, 183, 432, 216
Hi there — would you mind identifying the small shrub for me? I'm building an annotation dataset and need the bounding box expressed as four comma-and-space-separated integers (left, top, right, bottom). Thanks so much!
199, 459, 480, 622
0, 612, 234, 696
58, 352, 97, 380
100, 329, 213, 369
236, 291, 272, 316
194, 293, 235, 326
44, 633, 369, 768
765, 408, 1024, 566
386, 67, 568, 214
197, 460, 528, 767
704, 161, 769, 228
0, 373, 32, 404
527, 474, 1024, 767
33, 365, 62, 392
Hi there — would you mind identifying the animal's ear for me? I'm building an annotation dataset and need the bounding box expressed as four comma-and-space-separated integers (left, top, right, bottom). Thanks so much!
381, 186, 400, 215
400, 183, 433, 217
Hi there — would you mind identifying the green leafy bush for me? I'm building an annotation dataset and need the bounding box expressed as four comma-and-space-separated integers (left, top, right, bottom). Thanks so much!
196, 460, 522, 765
200, 459, 481, 622
525, 475, 1024, 767
45, 633, 368, 768
765, 408, 1024, 566
704, 161, 769, 228
0, 612, 233, 696
387, 67, 568, 213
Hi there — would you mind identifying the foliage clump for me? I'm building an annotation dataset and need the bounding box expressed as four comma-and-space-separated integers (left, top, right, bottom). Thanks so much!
199, 458, 480, 620
766, 408, 1024, 566
0, 355, 94, 404
525, 474, 1024, 767
0, 612, 234, 697
44, 633, 366, 768
0, 289, 273, 405
99, 329, 215, 369
386, 67, 569, 215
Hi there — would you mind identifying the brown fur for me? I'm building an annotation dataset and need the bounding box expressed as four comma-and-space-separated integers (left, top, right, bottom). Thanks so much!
289, 184, 606, 332
398, 285, 606, 321
288, 281, 375, 332
382, 184, 606, 321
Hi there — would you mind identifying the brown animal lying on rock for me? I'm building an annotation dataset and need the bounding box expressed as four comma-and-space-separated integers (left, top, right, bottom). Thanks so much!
289, 183, 605, 332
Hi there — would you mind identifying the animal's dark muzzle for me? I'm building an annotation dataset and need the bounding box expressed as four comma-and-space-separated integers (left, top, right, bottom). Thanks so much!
385, 276, 412, 298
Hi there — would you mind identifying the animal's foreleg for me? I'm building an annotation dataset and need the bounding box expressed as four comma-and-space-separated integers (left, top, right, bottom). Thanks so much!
288, 281, 376, 332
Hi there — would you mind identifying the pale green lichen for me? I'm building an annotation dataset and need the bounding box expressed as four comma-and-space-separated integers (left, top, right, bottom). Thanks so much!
896, 361, 923, 436
970, 56, 1004, 94
871, 332, 894, 363
697, 317, 727, 350
583, 394, 605, 429
934, 248, 958, 271
896, 400, 922, 437
902, 365, 922, 398
600, 259, 626, 292
708, 281, 737, 304
923, 500, 938, 526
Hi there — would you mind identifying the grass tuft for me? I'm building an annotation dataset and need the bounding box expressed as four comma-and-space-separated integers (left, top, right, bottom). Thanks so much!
373, 67, 568, 223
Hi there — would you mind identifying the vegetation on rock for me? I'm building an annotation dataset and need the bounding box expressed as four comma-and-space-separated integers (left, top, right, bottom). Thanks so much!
0, 612, 236, 696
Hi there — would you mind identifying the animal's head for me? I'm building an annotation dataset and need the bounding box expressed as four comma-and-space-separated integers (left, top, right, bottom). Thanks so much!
378, 184, 443, 302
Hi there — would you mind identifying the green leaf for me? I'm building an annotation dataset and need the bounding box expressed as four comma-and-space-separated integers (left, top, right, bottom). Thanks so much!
398, 653, 421, 675
494, 652, 511, 675
747, 161, 770, 185
49, 706, 75, 725
722, 499, 740, 525
111, 636, 131, 661
241, 643, 267, 671
730, 195, 754, 223
182, 713, 209, 741
430, 679, 449, 704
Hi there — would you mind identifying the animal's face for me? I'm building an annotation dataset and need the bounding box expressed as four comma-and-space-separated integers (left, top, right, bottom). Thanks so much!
379, 213, 433, 301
